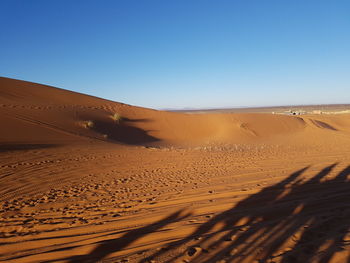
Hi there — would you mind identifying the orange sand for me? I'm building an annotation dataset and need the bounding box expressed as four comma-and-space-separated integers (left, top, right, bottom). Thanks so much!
0, 77, 349, 263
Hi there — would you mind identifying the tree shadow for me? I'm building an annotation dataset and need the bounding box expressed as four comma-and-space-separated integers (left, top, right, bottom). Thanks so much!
49, 164, 349, 263
65, 209, 191, 263
141, 163, 350, 263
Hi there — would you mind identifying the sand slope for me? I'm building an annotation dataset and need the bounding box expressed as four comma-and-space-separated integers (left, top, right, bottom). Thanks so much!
2, 77, 349, 147
0, 77, 350, 263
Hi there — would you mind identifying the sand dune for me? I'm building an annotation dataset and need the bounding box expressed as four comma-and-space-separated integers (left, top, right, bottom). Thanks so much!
2, 77, 349, 147
1, 77, 349, 263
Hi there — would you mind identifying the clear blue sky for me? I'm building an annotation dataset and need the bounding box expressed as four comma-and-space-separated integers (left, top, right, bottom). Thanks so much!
1, 0, 349, 109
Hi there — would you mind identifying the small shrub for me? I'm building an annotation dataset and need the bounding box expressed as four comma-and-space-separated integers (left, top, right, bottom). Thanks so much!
111, 113, 122, 123
85, 120, 94, 128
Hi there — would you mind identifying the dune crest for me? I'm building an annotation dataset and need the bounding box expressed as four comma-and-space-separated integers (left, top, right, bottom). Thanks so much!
3, 77, 348, 148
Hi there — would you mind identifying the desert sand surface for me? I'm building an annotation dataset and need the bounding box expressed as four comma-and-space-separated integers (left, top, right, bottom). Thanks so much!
1, 77, 350, 263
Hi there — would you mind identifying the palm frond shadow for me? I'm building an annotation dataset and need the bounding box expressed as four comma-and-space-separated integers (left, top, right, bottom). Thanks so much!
62, 164, 349, 263
143, 163, 350, 263
66, 209, 191, 263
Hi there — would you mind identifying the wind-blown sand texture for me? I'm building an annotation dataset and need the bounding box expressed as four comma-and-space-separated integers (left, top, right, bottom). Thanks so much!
0, 77, 349, 263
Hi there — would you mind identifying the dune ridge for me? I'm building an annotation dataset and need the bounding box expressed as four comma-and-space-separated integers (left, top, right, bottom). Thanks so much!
1, 77, 349, 148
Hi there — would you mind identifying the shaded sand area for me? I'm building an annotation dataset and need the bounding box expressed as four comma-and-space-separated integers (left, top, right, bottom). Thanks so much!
1, 77, 350, 263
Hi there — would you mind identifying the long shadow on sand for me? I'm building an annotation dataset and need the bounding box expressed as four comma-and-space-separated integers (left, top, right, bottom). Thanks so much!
141, 163, 350, 263
60, 164, 349, 262
66, 210, 191, 263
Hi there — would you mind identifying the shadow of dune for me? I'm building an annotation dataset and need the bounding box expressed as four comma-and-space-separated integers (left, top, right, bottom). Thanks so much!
311, 120, 338, 131
91, 117, 160, 145
0, 143, 59, 153
122, 117, 153, 123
